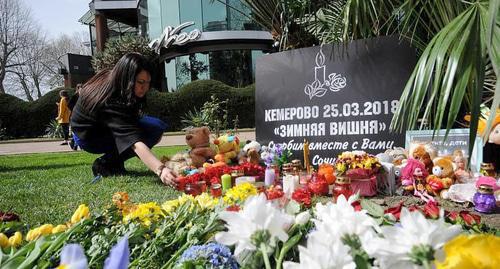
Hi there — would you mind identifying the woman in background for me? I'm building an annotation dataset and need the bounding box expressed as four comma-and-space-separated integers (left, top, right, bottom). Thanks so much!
56, 90, 71, 145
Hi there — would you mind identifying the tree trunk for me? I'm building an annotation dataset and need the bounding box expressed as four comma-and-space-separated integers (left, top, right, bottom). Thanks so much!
33, 76, 42, 98
20, 78, 33, 101
0, 68, 5, 94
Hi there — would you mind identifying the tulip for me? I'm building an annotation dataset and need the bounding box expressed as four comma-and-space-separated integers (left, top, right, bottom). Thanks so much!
71, 204, 90, 224
423, 201, 440, 219
8, 232, 22, 248
0, 233, 9, 248
384, 201, 404, 220
459, 211, 481, 227
39, 224, 54, 235
294, 211, 311, 225
26, 228, 42, 241
446, 211, 460, 223
53, 224, 68, 234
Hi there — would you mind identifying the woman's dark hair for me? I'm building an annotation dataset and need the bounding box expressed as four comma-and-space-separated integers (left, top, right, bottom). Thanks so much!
59, 90, 69, 98
79, 53, 153, 112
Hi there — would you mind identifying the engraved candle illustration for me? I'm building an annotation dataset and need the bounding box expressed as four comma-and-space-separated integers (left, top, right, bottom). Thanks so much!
314, 48, 326, 83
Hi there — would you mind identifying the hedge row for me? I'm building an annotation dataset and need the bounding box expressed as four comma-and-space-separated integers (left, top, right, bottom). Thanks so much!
0, 80, 255, 138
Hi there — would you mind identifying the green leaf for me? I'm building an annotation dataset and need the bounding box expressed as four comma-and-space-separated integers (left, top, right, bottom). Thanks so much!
360, 199, 384, 217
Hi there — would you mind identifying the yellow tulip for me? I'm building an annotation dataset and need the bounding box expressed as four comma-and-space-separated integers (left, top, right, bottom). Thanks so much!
38, 224, 54, 235
71, 204, 90, 224
8, 232, 22, 248
26, 228, 42, 241
52, 224, 68, 234
0, 233, 9, 248
436, 234, 500, 269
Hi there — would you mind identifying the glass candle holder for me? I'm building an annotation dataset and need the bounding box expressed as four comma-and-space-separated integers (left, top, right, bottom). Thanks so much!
221, 174, 232, 191
473, 184, 497, 214
185, 183, 201, 196
211, 183, 222, 197
265, 167, 276, 186
333, 176, 353, 202
197, 181, 207, 193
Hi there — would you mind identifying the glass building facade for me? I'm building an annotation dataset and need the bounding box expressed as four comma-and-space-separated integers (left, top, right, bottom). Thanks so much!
143, 0, 264, 90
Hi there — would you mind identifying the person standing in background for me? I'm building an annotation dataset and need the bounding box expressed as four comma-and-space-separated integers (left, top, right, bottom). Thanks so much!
56, 90, 71, 145
68, 84, 82, 150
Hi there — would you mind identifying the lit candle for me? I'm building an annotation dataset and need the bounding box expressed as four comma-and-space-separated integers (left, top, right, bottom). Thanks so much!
221, 174, 232, 191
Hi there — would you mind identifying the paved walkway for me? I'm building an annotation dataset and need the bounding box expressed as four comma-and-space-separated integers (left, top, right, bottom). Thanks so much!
0, 131, 256, 155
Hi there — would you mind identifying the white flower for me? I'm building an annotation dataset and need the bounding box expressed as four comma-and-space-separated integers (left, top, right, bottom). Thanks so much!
57, 244, 88, 269
314, 195, 380, 247
215, 193, 294, 256
283, 232, 356, 269
294, 211, 311, 225
365, 208, 462, 269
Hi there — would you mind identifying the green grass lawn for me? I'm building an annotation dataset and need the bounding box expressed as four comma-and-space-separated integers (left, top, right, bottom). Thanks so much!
0, 146, 186, 227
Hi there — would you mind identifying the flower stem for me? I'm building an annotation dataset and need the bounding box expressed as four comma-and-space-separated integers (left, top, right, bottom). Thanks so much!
423, 259, 432, 269
260, 243, 272, 269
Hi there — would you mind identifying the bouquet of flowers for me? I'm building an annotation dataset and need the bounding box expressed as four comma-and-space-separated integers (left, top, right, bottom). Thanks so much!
177, 242, 239, 269
335, 151, 381, 179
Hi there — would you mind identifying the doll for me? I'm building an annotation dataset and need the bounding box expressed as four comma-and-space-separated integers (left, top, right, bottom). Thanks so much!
465, 109, 500, 172
401, 158, 434, 202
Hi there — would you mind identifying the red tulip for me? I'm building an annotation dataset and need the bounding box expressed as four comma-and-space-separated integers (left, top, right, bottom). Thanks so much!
384, 201, 404, 220
292, 188, 312, 208
423, 200, 440, 219
446, 211, 460, 223
226, 205, 241, 212
459, 211, 481, 226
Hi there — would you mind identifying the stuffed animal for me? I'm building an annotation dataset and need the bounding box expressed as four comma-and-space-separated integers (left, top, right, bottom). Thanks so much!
161, 153, 192, 176
162, 127, 215, 175
186, 127, 216, 168
426, 157, 455, 197
410, 142, 437, 174
384, 147, 408, 165
238, 140, 261, 165
214, 134, 240, 164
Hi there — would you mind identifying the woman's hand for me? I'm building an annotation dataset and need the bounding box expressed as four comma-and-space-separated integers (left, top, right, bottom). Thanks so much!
159, 167, 178, 187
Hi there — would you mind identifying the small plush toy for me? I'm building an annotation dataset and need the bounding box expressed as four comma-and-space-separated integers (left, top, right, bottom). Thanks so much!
384, 147, 408, 165
410, 142, 437, 174
426, 157, 455, 197
186, 127, 216, 168
162, 127, 215, 175
238, 140, 261, 165
214, 134, 240, 164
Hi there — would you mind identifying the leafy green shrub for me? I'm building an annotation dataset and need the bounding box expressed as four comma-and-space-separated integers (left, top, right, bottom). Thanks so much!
44, 120, 64, 138
92, 35, 155, 71
0, 80, 254, 138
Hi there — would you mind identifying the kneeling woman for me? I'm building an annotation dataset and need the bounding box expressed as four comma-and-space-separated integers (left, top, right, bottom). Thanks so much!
71, 53, 178, 187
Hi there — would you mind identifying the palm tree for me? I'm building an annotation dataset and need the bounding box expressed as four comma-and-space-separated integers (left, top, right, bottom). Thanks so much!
238, 0, 499, 151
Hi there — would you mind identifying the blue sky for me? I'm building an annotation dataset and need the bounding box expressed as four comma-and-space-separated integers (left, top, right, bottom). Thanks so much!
25, 0, 90, 39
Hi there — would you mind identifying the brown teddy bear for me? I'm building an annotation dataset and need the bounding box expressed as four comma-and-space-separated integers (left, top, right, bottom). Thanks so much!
186, 126, 216, 168
426, 157, 455, 197
410, 142, 437, 174
162, 127, 215, 175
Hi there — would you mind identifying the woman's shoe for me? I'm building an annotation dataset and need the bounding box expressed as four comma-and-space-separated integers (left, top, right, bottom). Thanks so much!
92, 156, 126, 177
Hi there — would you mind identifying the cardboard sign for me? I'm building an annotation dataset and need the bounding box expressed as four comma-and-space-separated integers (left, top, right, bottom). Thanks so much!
255, 36, 416, 165
405, 129, 483, 172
